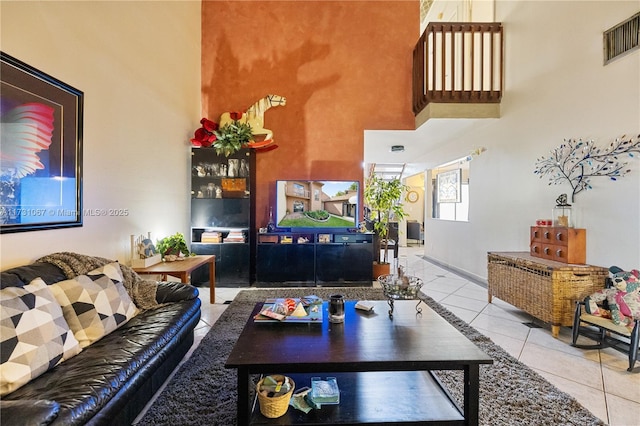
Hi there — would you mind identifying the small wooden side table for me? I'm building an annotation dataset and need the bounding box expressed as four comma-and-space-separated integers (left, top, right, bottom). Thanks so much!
132, 255, 216, 304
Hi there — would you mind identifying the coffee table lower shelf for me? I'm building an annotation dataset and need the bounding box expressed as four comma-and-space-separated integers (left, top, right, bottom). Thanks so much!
250, 371, 465, 425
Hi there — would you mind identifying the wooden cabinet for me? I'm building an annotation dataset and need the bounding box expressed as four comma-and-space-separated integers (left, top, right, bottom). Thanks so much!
256, 242, 316, 285
530, 226, 586, 264
256, 232, 373, 286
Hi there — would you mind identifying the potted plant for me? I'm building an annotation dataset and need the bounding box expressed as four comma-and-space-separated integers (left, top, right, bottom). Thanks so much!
212, 112, 254, 157
363, 175, 408, 279
156, 232, 191, 261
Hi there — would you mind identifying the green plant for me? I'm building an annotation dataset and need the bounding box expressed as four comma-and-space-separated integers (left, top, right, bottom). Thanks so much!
213, 114, 254, 157
190, 113, 255, 156
304, 210, 329, 220
156, 232, 191, 258
364, 175, 408, 264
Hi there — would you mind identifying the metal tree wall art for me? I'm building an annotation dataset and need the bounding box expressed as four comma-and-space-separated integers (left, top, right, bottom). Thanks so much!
534, 135, 640, 202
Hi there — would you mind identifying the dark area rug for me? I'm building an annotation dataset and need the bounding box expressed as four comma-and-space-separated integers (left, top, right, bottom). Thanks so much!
136, 288, 605, 425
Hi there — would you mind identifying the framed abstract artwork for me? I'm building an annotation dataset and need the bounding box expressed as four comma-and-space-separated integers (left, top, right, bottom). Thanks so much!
436, 168, 461, 203
1, 52, 83, 233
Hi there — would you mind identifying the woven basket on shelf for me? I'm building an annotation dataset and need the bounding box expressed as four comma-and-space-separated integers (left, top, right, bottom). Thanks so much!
256, 375, 295, 418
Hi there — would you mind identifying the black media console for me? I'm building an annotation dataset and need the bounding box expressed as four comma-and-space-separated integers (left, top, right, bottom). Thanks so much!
256, 232, 374, 286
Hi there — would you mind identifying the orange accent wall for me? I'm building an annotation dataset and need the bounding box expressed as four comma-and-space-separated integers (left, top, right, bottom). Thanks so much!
201, 1, 418, 227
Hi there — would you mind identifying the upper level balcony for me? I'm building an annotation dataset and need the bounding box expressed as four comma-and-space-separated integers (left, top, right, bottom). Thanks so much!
413, 22, 503, 127
283, 183, 311, 200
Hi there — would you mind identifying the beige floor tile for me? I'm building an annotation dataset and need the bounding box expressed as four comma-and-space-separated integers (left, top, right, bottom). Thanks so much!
215, 287, 244, 303
519, 342, 604, 390
198, 302, 229, 326
480, 302, 533, 323
526, 327, 602, 361
600, 346, 639, 373
606, 392, 640, 426
439, 293, 488, 313
470, 312, 532, 341
419, 287, 451, 303
477, 328, 526, 359
602, 363, 640, 403
438, 304, 481, 324
452, 283, 489, 302
422, 276, 468, 293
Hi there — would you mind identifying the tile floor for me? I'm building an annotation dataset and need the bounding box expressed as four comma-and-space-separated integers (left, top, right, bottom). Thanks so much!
137, 246, 640, 425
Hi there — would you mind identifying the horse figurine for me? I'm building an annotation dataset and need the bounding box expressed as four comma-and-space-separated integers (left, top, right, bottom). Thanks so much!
219, 94, 286, 141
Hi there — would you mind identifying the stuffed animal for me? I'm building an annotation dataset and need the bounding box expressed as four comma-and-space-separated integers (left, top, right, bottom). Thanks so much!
609, 266, 640, 326
585, 266, 640, 328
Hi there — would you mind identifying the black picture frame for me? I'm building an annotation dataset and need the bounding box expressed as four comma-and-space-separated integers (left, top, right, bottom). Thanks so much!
1, 52, 83, 233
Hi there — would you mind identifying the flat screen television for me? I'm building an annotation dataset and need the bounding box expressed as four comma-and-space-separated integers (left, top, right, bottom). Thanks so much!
275, 180, 359, 231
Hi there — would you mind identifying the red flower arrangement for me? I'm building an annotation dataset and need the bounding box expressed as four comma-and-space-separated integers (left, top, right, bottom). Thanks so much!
190, 113, 279, 154
190, 118, 219, 148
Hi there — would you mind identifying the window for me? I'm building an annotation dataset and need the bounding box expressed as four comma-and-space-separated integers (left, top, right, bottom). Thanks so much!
604, 11, 639, 65
430, 156, 470, 221
293, 183, 305, 196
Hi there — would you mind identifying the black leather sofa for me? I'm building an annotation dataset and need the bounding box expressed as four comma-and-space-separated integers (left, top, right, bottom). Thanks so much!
0, 261, 202, 426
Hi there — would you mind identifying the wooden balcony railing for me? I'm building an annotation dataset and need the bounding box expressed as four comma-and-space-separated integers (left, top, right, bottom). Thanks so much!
284, 185, 310, 199
413, 22, 504, 115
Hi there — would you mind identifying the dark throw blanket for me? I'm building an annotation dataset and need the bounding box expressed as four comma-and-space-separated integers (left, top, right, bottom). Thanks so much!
37, 252, 159, 310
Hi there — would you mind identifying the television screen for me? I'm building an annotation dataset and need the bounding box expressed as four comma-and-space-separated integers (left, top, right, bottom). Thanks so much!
275, 180, 359, 230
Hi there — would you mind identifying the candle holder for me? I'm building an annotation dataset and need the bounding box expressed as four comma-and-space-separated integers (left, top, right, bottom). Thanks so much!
377, 269, 423, 319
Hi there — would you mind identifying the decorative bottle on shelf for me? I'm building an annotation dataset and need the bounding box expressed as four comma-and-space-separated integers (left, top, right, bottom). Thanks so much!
266, 207, 276, 232
552, 194, 573, 227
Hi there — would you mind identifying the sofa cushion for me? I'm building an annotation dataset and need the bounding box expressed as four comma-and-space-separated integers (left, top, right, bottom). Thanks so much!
0, 278, 82, 396
50, 262, 138, 348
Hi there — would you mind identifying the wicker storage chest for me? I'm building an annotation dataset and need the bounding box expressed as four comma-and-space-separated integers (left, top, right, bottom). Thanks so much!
487, 252, 608, 337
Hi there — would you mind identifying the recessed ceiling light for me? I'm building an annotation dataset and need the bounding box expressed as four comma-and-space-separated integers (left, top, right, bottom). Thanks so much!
390, 145, 405, 153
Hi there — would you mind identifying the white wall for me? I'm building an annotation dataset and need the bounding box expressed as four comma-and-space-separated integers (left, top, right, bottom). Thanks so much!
422, 1, 640, 280
0, 1, 201, 268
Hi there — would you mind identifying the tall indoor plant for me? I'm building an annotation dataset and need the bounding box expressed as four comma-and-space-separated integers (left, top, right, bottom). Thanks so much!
364, 175, 407, 276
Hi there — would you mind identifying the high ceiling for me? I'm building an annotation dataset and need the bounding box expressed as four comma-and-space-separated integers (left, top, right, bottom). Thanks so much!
364, 0, 488, 182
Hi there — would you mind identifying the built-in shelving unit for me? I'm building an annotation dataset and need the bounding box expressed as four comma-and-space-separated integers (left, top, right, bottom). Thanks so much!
190, 148, 255, 287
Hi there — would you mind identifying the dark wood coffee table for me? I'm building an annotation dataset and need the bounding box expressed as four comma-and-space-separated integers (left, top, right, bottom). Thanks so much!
225, 300, 493, 425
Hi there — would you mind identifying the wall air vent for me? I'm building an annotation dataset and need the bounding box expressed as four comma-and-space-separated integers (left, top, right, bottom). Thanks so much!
603, 11, 640, 65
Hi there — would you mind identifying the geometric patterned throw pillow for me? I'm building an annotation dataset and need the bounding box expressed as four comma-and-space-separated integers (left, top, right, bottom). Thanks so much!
0, 278, 82, 396
49, 262, 138, 348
